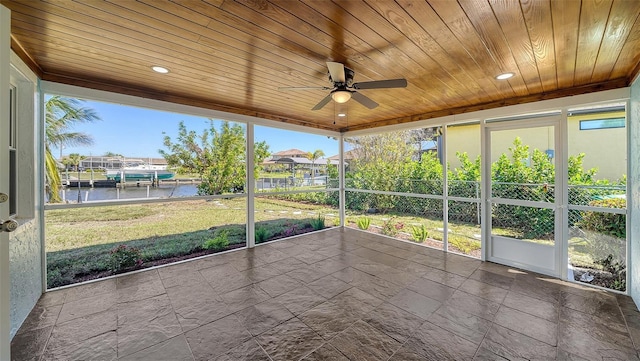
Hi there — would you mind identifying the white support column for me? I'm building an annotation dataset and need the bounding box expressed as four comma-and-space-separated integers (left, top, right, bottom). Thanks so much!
559, 110, 569, 281
246, 124, 255, 248
1, 4, 12, 358
339, 133, 345, 227
480, 120, 489, 262
442, 126, 449, 252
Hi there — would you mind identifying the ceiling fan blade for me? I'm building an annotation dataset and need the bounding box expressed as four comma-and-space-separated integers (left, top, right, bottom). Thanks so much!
352, 78, 407, 90
311, 94, 333, 111
351, 92, 378, 109
278, 86, 332, 91
327, 62, 346, 83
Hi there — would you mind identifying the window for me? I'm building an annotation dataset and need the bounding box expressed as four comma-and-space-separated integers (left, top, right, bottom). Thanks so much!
9, 85, 16, 216
579, 118, 625, 130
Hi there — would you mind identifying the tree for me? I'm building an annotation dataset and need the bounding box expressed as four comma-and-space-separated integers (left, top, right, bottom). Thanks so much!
306, 149, 325, 183
45, 96, 100, 202
62, 153, 86, 203
160, 120, 270, 195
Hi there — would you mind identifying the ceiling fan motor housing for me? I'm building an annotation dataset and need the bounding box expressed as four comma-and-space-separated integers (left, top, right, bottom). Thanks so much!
329, 66, 355, 87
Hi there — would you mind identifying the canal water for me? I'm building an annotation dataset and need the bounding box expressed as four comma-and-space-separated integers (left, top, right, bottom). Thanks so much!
59, 183, 200, 203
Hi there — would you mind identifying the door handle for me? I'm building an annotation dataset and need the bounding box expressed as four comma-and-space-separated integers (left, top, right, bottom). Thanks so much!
1, 219, 18, 233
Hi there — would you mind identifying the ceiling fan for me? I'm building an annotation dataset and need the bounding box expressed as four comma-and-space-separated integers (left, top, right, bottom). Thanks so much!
279, 62, 408, 110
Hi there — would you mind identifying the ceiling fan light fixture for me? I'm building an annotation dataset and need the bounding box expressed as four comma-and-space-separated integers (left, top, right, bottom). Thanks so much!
332, 90, 352, 103
152, 66, 169, 74
496, 72, 514, 80
337, 113, 346, 117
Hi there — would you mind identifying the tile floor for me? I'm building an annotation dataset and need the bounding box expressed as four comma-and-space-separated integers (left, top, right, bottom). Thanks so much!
11, 227, 640, 360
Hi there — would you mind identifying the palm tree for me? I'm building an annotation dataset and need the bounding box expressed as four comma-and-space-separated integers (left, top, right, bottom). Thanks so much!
45, 96, 100, 202
306, 149, 325, 184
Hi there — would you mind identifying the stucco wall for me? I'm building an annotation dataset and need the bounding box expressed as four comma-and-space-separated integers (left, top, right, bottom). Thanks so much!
9, 219, 41, 338
630, 76, 640, 307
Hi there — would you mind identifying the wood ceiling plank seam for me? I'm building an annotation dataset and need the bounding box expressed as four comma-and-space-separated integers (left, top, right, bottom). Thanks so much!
455, 0, 530, 97
365, 0, 500, 105
421, 0, 513, 99
268, 0, 443, 109
342, 77, 628, 132
488, 0, 544, 94
550, 0, 580, 89
573, 0, 613, 86
7, 22, 300, 104
608, 9, 640, 80
590, 0, 640, 83
393, 0, 512, 102
138, 0, 213, 27
327, 0, 469, 108
8, 3, 330, 101
520, 0, 558, 93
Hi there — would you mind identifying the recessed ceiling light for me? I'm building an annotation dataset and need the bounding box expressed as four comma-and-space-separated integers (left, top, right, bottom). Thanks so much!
338, 113, 346, 117
152, 66, 169, 74
496, 72, 514, 80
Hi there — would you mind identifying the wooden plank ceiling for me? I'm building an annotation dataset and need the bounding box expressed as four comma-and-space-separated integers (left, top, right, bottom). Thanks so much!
3, 0, 640, 132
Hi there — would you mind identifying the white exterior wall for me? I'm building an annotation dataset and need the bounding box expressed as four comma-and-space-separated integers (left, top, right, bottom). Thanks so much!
630, 75, 640, 306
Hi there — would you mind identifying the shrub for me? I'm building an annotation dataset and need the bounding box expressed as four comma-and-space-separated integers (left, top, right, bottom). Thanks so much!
411, 225, 429, 243
448, 235, 481, 254
356, 217, 371, 230
203, 230, 230, 251
595, 254, 626, 291
255, 227, 269, 243
310, 214, 325, 231
580, 198, 626, 238
109, 244, 143, 273
381, 217, 403, 237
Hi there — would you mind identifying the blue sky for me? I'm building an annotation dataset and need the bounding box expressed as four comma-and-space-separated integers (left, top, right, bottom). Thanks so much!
51, 98, 340, 159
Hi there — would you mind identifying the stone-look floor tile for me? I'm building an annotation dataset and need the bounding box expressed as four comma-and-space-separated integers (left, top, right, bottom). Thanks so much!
199, 263, 241, 282
307, 275, 351, 299
41, 330, 117, 361
439, 259, 480, 277
556, 348, 592, 361
240, 264, 283, 283
228, 255, 271, 272
302, 343, 348, 361
330, 320, 401, 361
407, 277, 456, 302
299, 301, 361, 340
392, 259, 432, 276
448, 290, 501, 321
494, 305, 557, 346
256, 318, 324, 361
213, 339, 271, 361
427, 305, 492, 344
220, 284, 272, 313
185, 314, 252, 361
558, 307, 638, 359
252, 247, 290, 264
286, 264, 329, 284
350, 248, 405, 268
275, 286, 326, 316
331, 267, 404, 300
502, 290, 559, 322
63, 278, 116, 302
117, 294, 183, 357
118, 335, 194, 361
480, 324, 557, 360
46, 310, 117, 352
330, 287, 383, 316
257, 274, 303, 297
157, 261, 199, 281
421, 266, 467, 288
295, 250, 332, 265
270, 257, 307, 273
390, 321, 479, 361
459, 278, 508, 304
388, 289, 441, 320
17, 303, 61, 333
166, 283, 232, 332
469, 269, 514, 290
560, 290, 625, 325
37, 289, 67, 307
363, 302, 424, 343
116, 269, 160, 289
477, 261, 523, 278
57, 292, 116, 323
117, 279, 166, 303
311, 257, 351, 274
472, 346, 511, 360
234, 299, 295, 336
511, 274, 561, 304
161, 269, 208, 289
205, 269, 254, 294
10, 325, 52, 361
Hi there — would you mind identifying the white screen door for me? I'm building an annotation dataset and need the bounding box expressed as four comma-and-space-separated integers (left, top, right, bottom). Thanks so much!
484, 115, 562, 277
